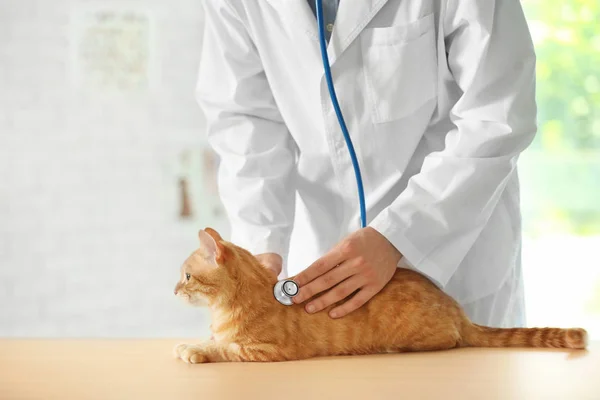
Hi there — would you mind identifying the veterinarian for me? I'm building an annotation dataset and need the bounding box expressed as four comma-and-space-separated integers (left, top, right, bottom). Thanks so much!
197, 0, 537, 328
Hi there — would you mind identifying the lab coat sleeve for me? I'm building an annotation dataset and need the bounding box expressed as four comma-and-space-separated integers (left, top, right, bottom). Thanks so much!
197, 0, 297, 265
369, 0, 537, 288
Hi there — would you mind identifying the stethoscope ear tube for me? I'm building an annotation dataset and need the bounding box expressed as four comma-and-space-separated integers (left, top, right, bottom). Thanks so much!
315, 0, 367, 229
273, 2, 366, 308
274, 279, 299, 306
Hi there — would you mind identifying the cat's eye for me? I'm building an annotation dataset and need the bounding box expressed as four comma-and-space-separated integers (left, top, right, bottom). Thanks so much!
185, 273, 191, 281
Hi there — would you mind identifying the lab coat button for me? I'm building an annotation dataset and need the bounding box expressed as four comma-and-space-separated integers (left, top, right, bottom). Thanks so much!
327, 23, 334, 32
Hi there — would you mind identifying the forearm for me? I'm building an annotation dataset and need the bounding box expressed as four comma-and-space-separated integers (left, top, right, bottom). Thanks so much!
371, 0, 537, 287
199, 0, 298, 261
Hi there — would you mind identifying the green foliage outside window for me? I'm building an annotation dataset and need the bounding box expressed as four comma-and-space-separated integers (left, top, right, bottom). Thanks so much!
520, 0, 600, 236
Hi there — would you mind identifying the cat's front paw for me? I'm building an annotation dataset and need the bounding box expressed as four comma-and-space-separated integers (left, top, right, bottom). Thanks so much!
174, 343, 209, 364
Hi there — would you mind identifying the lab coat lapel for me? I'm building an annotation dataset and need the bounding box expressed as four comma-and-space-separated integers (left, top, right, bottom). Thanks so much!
265, 0, 391, 63
265, 0, 320, 41
328, 0, 390, 64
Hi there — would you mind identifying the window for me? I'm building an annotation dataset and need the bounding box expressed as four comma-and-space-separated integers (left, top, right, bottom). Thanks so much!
521, 0, 600, 338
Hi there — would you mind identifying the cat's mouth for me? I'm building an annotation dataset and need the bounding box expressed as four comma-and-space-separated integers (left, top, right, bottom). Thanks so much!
176, 292, 192, 302
178, 292, 208, 307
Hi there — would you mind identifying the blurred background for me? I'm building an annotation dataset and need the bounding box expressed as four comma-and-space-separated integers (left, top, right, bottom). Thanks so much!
0, 0, 598, 339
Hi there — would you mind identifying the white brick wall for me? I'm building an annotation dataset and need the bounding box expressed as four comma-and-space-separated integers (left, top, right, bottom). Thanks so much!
4, 0, 597, 342
0, 0, 227, 337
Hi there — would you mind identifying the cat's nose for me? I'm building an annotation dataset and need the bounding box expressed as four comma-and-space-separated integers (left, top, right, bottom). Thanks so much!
174, 288, 178, 295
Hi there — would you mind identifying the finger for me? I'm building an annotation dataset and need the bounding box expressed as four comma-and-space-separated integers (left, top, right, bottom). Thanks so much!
294, 244, 347, 287
329, 287, 376, 319
293, 260, 358, 304
304, 275, 365, 314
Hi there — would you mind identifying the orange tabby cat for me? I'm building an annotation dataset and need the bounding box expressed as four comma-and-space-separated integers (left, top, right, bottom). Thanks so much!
174, 228, 587, 363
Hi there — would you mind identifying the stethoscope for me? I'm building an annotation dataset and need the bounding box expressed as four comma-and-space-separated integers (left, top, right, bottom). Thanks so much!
274, 0, 366, 306
273, 279, 299, 306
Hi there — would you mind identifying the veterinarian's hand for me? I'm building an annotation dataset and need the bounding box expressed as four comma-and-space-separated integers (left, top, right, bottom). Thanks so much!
293, 227, 402, 318
255, 253, 283, 277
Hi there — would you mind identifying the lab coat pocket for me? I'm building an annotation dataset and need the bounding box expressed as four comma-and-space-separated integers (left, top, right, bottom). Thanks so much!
361, 13, 438, 124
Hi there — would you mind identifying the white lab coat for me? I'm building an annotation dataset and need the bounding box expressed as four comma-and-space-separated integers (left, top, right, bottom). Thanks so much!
197, 0, 537, 328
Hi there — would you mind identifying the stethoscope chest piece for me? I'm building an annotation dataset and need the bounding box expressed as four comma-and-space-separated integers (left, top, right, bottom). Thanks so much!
273, 279, 299, 306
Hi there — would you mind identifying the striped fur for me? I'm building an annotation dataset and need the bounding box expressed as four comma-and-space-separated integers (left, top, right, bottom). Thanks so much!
173, 228, 588, 364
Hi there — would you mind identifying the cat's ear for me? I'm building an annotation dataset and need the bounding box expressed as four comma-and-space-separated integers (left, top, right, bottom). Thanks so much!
198, 229, 225, 265
204, 227, 223, 242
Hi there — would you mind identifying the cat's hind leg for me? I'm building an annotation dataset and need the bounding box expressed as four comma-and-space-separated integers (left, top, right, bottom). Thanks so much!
399, 327, 463, 352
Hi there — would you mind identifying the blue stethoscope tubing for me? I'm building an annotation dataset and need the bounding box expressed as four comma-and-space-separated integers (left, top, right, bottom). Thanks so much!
315, 0, 367, 229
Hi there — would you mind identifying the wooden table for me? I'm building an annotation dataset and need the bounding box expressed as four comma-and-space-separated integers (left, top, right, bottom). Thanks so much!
0, 340, 598, 399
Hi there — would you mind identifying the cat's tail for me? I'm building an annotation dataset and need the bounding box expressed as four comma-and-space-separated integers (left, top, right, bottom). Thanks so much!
462, 323, 588, 349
